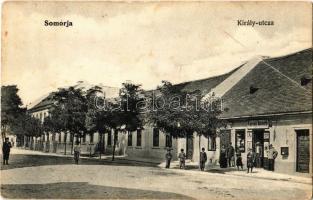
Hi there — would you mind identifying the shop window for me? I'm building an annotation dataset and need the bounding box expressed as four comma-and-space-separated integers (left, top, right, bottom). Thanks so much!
153, 128, 159, 147
108, 132, 112, 146
137, 129, 142, 147
165, 135, 172, 148
208, 135, 216, 151
128, 132, 132, 146
235, 129, 245, 153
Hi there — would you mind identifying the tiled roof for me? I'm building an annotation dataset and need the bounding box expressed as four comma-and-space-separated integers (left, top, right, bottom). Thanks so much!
175, 67, 240, 95
221, 48, 312, 119
145, 67, 240, 96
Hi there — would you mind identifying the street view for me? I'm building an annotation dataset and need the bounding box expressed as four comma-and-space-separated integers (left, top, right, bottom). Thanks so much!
1, 1, 313, 200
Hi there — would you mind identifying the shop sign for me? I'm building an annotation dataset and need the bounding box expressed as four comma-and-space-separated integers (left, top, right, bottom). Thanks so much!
248, 120, 269, 128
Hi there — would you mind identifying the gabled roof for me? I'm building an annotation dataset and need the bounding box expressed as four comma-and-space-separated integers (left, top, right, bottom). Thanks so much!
221, 48, 312, 119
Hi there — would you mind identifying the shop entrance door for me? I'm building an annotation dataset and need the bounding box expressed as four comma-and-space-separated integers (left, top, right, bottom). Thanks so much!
252, 129, 264, 168
296, 130, 310, 173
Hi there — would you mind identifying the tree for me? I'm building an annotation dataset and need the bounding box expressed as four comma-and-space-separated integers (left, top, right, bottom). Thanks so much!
105, 82, 144, 161
11, 113, 44, 147
1, 85, 25, 141
146, 81, 224, 154
85, 86, 111, 159
115, 82, 144, 160
49, 87, 88, 155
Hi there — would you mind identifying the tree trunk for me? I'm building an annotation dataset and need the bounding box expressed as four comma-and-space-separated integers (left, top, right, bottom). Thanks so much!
1, 126, 6, 142
71, 133, 74, 155
64, 132, 67, 155
112, 129, 118, 161
99, 133, 102, 159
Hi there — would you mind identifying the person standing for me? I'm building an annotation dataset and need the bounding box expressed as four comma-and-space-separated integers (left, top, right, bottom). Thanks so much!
219, 145, 227, 168
178, 149, 186, 169
267, 144, 278, 171
73, 141, 81, 164
247, 148, 256, 173
199, 147, 207, 171
255, 142, 263, 168
2, 138, 12, 165
165, 149, 173, 168
235, 147, 243, 170
227, 143, 235, 167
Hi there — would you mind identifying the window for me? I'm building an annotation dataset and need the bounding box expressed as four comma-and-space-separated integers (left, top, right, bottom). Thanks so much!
108, 132, 112, 146
90, 133, 94, 143
235, 129, 245, 153
301, 76, 312, 86
137, 129, 142, 146
249, 85, 259, 94
165, 135, 172, 148
208, 135, 216, 151
128, 132, 132, 146
82, 134, 86, 143
63, 133, 67, 142
153, 128, 159, 147
58, 133, 61, 142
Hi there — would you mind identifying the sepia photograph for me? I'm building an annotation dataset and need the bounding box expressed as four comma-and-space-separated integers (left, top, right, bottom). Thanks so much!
1, 1, 312, 199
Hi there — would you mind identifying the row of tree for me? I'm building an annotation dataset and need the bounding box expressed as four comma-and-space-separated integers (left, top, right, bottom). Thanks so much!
1, 81, 223, 160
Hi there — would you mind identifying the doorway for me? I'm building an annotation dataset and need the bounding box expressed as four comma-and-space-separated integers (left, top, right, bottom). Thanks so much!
296, 129, 310, 173
186, 135, 193, 159
220, 130, 231, 150
252, 129, 264, 168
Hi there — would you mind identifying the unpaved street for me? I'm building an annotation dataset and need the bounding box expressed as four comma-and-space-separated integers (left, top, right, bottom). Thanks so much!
1, 149, 312, 200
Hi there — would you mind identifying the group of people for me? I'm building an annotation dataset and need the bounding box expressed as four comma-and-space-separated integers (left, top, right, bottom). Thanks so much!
165, 148, 187, 169
220, 142, 278, 173
219, 143, 235, 168
165, 142, 278, 173
165, 147, 207, 171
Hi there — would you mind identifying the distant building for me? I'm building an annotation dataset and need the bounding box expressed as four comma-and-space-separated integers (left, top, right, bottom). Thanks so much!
26, 81, 120, 154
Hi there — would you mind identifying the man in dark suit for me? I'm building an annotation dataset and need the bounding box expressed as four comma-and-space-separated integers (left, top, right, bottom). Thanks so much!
199, 148, 207, 171
2, 137, 12, 165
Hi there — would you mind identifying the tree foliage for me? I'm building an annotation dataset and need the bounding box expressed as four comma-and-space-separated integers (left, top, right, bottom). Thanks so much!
47, 87, 88, 154
146, 81, 224, 138
1, 85, 25, 140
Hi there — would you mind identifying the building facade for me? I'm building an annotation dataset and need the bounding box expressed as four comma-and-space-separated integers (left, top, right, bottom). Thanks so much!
25, 49, 312, 176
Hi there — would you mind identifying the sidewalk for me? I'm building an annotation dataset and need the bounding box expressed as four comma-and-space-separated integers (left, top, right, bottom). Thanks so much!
161, 159, 312, 185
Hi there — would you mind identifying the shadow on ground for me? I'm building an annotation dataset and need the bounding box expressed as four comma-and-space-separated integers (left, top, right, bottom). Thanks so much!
0, 154, 160, 170
1, 182, 194, 199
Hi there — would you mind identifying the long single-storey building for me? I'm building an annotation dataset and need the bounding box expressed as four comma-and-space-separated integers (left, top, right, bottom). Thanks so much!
25, 48, 312, 176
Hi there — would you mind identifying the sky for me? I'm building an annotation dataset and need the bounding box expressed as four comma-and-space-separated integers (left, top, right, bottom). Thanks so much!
2, 1, 312, 106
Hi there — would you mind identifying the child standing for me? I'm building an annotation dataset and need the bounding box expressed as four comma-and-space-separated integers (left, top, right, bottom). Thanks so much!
178, 149, 186, 169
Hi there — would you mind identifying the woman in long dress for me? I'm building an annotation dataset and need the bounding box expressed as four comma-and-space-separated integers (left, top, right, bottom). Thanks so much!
219, 145, 228, 168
